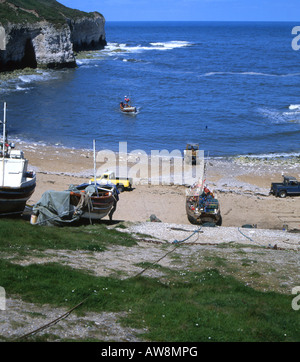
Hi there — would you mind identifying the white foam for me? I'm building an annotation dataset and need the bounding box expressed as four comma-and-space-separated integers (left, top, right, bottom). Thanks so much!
149, 41, 192, 49
200, 71, 300, 78
76, 59, 86, 65
18, 71, 55, 84
258, 106, 300, 124
289, 104, 300, 110
16, 85, 31, 92
235, 151, 300, 159
103, 40, 191, 55
75, 59, 99, 68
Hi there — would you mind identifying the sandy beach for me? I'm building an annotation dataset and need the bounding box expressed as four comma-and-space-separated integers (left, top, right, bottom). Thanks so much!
19, 142, 300, 232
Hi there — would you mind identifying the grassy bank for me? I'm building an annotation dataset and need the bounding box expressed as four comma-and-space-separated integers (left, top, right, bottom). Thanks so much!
0, 218, 137, 254
0, 218, 299, 342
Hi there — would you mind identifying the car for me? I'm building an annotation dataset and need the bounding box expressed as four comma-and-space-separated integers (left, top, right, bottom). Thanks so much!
270, 175, 300, 198
90, 171, 133, 192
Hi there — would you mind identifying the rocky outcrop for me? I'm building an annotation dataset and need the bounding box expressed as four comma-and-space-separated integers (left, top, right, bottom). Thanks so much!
1, 22, 75, 69
0, 12, 106, 71
68, 12, 106, 52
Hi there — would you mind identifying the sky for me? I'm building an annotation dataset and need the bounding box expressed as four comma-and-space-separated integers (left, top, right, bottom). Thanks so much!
59, 0, 300, 22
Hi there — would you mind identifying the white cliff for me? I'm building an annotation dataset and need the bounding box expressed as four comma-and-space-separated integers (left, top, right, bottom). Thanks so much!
32, 22, 75, 68
0, 11, 106, 70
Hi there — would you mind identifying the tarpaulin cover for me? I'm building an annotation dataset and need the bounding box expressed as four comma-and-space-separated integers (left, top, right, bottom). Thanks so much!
32, 190, 80, 226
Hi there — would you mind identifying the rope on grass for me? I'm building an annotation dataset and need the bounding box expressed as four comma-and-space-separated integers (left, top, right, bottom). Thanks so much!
172, 226, 202, 244
237, 226, 266, 248
15, 297, 90, 341
15, 226, 202, 340
238, 227, 274, 248
134, 226, 202, 277
0, 211, 23, 217
237, 227, 255, 242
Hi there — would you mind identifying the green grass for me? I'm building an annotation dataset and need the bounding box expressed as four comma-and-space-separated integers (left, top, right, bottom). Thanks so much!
0, 0, 102, 25
203, 255, 228, 267
0, 260, 299, 342
0, 218, 137, 254
0, 218, 299, 342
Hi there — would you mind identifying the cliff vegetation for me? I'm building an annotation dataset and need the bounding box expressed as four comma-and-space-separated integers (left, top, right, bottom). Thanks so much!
0, 0, 103, 25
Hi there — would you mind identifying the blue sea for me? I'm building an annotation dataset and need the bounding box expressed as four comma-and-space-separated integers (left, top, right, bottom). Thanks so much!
1, 21, 300, 158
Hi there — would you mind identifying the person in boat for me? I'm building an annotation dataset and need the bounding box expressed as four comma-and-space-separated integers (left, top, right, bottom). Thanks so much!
120, 101, 125, 109
203, 186, 214, 199
124, 96, 130, 106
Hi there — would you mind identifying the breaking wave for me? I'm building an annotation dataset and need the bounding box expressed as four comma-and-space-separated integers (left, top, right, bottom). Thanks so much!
258, 107, 300, 124
199, 71, 300, 78
103, 40, 192, 55
18, 71, 57, 84
0, 71, 56, 95
288, 104, 300, 111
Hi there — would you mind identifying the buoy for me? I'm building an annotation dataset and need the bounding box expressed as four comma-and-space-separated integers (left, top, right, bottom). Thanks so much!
30, 214, 37, 225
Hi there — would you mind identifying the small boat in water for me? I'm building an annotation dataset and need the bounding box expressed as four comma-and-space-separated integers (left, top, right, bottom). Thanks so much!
120, 95, 137, 113
0, 102, 36, 215
120, 102, 137, 113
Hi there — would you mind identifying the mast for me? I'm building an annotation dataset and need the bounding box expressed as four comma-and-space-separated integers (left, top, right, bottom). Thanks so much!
2, 102, 6, 153
1, 102, 6, 187
93, 139, 98, 196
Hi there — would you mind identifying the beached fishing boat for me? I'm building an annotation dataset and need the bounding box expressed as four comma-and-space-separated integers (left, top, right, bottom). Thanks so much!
0, 102, 36, 215
69, 183, 118, 220
31, 140, 119, 226
186, 184, 222, 226
31, 183, 119, 226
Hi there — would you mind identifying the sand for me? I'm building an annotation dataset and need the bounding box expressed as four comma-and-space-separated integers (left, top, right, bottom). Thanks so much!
19, 141, 300, 232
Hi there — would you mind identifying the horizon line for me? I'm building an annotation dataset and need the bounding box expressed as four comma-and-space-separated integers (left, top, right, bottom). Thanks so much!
104, 20, 300, 23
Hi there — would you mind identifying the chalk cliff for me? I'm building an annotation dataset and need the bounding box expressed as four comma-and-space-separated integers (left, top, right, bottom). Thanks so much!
0, 1, 106, 71
68, 14, 106, 52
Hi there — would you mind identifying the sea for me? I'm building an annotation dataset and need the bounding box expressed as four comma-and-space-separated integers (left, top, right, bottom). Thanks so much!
1, 21, 300, 159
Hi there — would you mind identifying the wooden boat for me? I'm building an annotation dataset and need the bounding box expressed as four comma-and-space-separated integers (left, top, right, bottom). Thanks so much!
69, 183, 118, 221
0, 103, 36, 215
31, 183, 119, 226
31, 141, 118, 225
186, 184, 222, 226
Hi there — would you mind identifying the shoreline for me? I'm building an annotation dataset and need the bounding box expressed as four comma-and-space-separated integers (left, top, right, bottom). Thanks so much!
13, 136, 300, 161
18, 139, 300, 167
17, 141, 300, 231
